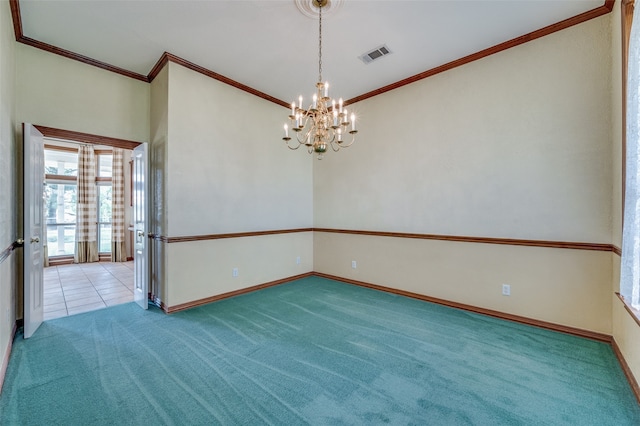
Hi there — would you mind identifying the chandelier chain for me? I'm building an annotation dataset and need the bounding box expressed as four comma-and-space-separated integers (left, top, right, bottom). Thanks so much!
318, 3, 322, 82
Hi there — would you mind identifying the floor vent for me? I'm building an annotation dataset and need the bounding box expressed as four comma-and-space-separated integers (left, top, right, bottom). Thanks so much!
359, 44, 392, 64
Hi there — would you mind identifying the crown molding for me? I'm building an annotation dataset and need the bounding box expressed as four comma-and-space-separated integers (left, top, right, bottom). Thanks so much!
148, 52, 290, 108
9, 0, 614, 107
9, 1, 148, 82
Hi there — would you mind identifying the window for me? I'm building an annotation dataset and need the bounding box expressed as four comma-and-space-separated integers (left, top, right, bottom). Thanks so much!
98, 153, 113, 178
45, 150, 77, 176
621, 0, 640, 311
44, 146, 116, 258
44, 183, 77, 256
97, 153, 113, 253
98, 187, 112, 252
44, 148, 78, 256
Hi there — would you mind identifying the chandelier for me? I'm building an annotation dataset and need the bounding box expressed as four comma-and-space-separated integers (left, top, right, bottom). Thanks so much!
282, 0, 357, 160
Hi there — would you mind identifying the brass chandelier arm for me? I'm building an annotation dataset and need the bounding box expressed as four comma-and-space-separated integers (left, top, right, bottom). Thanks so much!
285, 141, 302, 150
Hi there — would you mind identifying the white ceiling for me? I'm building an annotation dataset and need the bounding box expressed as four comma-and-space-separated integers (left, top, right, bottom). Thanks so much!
19, 0, 605, 104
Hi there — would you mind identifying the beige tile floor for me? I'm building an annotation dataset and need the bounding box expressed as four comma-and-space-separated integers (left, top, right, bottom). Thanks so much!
43, 261, 134, 320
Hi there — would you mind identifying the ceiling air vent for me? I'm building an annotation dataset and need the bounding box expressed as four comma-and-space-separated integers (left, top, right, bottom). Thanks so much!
359, 45, 392, 64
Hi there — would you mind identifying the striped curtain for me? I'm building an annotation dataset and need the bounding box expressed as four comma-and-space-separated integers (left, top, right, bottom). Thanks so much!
111, 148, 127, 262
75, 145, 98, 263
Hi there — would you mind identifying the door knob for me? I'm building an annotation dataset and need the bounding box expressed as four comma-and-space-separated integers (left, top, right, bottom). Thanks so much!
30, 237, 40, 244
137, 231, 144, 237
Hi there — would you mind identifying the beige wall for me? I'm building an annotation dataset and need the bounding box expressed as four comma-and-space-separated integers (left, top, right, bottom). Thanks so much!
167, 232, 313, 306
166, 63, 312, 236
314, 15, 614, 333
614, 295, 640, 381
15, 44, 150, 143
315, 233, 612, 333
315, 16, 612, 243
157, 62, 313, 308
0, 0, 17, 390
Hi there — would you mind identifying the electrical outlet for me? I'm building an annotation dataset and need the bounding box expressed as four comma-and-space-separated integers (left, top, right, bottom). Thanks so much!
296, 256, 301, 265
352, 260, 357, 269
232, 268, 239, 277
502, 284, 511, 296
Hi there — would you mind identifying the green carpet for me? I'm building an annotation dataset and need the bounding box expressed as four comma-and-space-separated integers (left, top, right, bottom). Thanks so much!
1, 276, 639, 425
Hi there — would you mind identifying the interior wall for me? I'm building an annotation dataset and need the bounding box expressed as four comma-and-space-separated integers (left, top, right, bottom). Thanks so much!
15, 43, 150, 143
167, 233, 313, 307
614, 295, 640, 383
314, 15, 614, 333
0, 0, 17, 391
166, 62, 312, 236
314, 233, 612, 333
160, 62, 313, 308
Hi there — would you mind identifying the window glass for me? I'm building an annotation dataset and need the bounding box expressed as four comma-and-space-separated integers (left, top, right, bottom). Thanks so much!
98, 154, 113, 177
98, 185, 112, 222
99, 224, 112, 253
44, 149, 78, 176
44, 183, 77, 256
98, 185, 112, 253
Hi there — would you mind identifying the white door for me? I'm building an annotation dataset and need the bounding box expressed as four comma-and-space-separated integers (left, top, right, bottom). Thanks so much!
23, 124, 45, 338
132, 143, 149, 310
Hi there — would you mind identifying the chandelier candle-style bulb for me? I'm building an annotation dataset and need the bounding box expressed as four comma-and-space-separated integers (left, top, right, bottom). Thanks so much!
280, 0, 358, 159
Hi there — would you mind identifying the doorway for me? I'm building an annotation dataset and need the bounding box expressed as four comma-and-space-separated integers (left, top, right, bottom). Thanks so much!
24, 124, 149, 337
40, 137, 135, 318
43, 131, 145, 320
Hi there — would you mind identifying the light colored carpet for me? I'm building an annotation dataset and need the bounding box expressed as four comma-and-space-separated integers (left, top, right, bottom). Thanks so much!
1, 276, 638, 424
